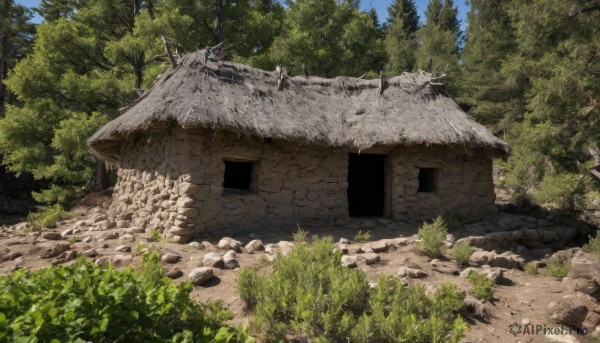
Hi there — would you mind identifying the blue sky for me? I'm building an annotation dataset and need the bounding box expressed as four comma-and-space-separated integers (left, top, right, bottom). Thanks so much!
16, 0, 470, 32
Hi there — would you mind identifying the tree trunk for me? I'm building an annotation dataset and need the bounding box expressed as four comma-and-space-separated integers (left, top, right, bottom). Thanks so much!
215, 0, 223, 44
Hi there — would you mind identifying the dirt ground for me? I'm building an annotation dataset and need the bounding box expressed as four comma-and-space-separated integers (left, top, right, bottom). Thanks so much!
1, 190, 600, 343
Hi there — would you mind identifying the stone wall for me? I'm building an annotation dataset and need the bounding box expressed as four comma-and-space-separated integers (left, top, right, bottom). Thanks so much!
108, 127, 497, 243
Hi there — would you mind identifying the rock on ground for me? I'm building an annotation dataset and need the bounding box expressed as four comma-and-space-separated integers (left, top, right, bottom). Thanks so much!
189, 267, 214, 285
202, 252, 224, 268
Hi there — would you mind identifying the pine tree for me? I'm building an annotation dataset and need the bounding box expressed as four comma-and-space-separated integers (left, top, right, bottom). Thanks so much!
270, 0, 384, 77
384, 0, 420, 73
457, 0, 517, 128
416, 0, 460, 78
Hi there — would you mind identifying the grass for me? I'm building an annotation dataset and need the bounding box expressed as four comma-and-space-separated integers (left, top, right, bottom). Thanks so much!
417, 216, 448, 258
292, 227, 309, 243
546, 256, 571, 278
354, 230, 371, 242
583, 230, 600, 260
147, 229, 162, 242
524, 263, 539, 275
451, 241, 472, 265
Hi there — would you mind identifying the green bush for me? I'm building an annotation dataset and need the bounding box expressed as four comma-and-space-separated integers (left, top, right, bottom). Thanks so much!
418, 216, 448, 258
583, 231, 600, 259
0, 258, 248, 342
147, 228, 162, 242
236, 237, 467, 342
467, 271, 494, 302
451, 241, 472, 265
292, 227, 309, 243
441, 211, 464, 232
546, 256, 571, 278
354, 230, 371, 242
28, 204, 71, 228
524, 263, 539, 275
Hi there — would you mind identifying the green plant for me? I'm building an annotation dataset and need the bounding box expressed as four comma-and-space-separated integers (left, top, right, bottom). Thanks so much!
546, 256, 571, 278
27, 204, 71, 228
134, 242, 145, 256
451, 241, 472, 265
292, 227, 309, 243
418, 216, 448, 258
138, 245, 164, 283
0, 258, 248, 342
467, 271, 494, 302
441, 211, 464, 232
524, 263, 539, 275
147, 228, 162, 242
583, 230, 600, 259
236, 237, 467, 342
354, 230, 371, 242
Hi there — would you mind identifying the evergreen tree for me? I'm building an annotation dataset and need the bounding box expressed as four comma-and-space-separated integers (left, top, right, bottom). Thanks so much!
457, 0, 518, 128
0, 0, 35, 116
416, 0, 460, 79
498, 0, 600, 209
384, 0, 420, 73
270, 0, 384, 77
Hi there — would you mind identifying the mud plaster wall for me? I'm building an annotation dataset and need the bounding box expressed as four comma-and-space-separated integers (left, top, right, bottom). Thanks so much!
108, 127, 496, 243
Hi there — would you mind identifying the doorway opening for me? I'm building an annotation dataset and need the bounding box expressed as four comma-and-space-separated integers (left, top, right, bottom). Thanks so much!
347, 153, 386, 217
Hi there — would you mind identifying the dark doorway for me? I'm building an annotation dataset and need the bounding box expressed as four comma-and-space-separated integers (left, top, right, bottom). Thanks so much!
347, 153, 386, 217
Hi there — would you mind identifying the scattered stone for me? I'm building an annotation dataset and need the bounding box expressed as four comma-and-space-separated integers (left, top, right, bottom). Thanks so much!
121, 234, 135, 243
82, 248, 97, 258
111, 255, 133, 266
244, 239, 264, 253
161, 253, 181, 264
101, 231, 119, 240
188, 241, 202, 249
341, 255, 357, 268
359, 253, 380, 265
469, 250, 520, 269
202, 252, 224, 268
51, 250, 77, 265
61, 228, 74, 238
5, 251, 22, 261
171, 235, 192, 244
569, 251, 600, 284
363, 241, 388, 253
521, 318, 530, 325
339, 238, 350, 244
202, 241, 216, 250
115, 245, 131, 253
189, 267, 214, 285
396, 267, 428, 279
462, 296, 491, 321
223, 257, 239, 269
95, 256, 110, 266
40, 242, 70, 259
548, 296, 588, 327
335, 243, 349, 254
223, 250, 237, 259
460, 267, 504, 283
430, 259, 441, 266
217, 237, 242, 252
42, 232, 62, 240
82, 236, 93, 243
165, 266, 183, 279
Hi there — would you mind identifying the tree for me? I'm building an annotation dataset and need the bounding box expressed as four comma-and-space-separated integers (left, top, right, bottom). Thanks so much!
497, 0, 600, 209
457, 0, 518, 128
0, 0, 35, 116
270, 0, 384, 77
384, 0, 420, 73
415, 0, 460, 76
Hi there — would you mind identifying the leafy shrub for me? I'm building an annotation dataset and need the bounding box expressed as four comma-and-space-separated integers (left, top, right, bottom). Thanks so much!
292, 227, 309, 243
524, 263, 539, 275
467, 271, 494, 301
236, 237, 467, 342
28, 204, 71, 228
451, 241, 472, 265
147, 228, 162, 242
354, 230, 371, 242
418, 216, 448, 258
583, 230, 600, 259
0, 258, 247, 342
546, 256, 571, 278
531, 173, 585, 211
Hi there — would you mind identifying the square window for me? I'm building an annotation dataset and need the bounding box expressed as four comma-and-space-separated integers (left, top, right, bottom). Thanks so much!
223, 161, 254, 191
418, 168, 438, 193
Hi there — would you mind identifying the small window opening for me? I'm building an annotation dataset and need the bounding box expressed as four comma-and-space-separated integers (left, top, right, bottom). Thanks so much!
418, 168, 438, 193
223, 161, 254, 191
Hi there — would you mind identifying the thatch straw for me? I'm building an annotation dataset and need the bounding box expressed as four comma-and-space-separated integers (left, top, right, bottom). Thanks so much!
89, 49, 510, 161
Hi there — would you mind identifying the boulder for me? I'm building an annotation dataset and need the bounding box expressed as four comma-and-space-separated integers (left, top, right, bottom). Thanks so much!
40, 242, 70, 259
188, 241, 202, 249
101, 231, 119, 240
244, 239, 264, 253
358, 253, 380, 265
111, 255, 133, 266
165, 266, 183, 279
82, 248, 97, 258
202, 252, 224, 268
115, 245, 131, 253
363, 241, 388, 253
462, 296, 491, 321
341, 255, 357, 268
460, 266, 504, 284
189, 267, 214, 285
547, 296, 588, 327
223, 257, 239, 269
569, 251, 600, 284
217, 237, 242, 252
161, 253, 181, 264
42, 232, 62, 240
396, 267, 428, 279
469, 250, 520, 269
60, 228, 74, 238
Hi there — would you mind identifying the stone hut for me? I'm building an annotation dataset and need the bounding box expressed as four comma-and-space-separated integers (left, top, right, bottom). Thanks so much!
89, 49, 510, 243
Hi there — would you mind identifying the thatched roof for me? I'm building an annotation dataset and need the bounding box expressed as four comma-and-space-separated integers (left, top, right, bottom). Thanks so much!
89, 49, 509, 161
